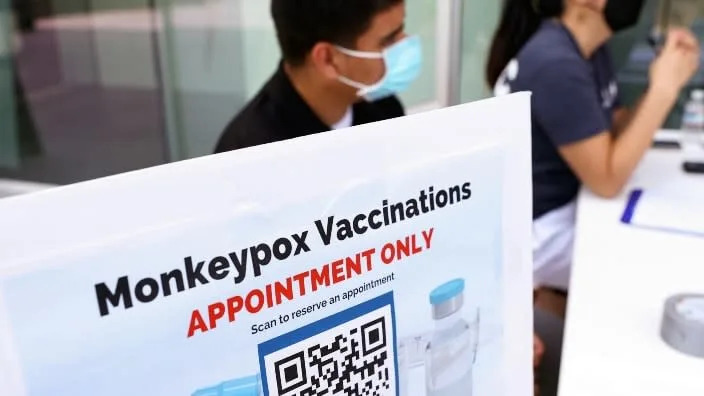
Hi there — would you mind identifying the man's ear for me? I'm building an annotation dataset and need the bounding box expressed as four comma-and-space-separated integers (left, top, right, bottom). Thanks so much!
310, 42, 343, 80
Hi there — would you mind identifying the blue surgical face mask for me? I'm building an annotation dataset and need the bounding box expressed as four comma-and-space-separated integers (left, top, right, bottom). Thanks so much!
335, 35, 422, 102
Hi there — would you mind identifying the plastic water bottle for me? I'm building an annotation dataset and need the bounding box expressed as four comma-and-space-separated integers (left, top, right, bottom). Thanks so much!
425, 279, 477, 396
681, 89, 704, 164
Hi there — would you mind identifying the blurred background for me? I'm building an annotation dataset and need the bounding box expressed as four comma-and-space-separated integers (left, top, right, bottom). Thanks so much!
0, 0, 702, 185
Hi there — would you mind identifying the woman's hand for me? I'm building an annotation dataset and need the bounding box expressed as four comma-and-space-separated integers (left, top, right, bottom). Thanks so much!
650, 28, 700, 99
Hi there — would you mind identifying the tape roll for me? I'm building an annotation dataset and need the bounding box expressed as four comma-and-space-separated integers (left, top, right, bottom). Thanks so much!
661, 294, 704, 358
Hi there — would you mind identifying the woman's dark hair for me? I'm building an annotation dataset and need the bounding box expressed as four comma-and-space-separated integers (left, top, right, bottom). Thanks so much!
486, 0, 564, 87
271, 0, 404, 66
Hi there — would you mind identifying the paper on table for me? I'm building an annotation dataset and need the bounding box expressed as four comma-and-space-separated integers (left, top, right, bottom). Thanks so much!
621, 189, 704, 238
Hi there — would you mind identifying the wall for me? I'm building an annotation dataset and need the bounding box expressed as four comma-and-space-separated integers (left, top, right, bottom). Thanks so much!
460, 0, 501, 103
0, 3, 19, 168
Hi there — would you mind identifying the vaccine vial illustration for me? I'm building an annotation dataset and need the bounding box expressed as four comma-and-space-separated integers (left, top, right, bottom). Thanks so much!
192, 374, 262, 396
425, 279, 477, 396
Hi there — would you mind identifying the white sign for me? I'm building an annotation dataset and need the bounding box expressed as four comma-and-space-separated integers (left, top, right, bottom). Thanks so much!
0, 93, 533, 396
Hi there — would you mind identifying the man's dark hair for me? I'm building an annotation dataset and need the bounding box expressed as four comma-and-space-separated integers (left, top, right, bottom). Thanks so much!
271, 0, 404, 66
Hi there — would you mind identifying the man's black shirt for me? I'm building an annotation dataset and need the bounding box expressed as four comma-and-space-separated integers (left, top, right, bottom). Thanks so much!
214, 65, 405, 153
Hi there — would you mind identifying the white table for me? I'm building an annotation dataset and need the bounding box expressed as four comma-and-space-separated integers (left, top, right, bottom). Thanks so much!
0, 179, 55, 198
559, 143, 704, 396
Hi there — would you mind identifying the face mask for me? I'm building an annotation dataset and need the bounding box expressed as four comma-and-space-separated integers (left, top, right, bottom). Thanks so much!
335, 35, 422, 102
604, 0, 645, 32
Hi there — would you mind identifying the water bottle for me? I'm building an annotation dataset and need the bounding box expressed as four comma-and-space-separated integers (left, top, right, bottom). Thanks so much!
681, 89, 704, 164
425, 279, 478, 396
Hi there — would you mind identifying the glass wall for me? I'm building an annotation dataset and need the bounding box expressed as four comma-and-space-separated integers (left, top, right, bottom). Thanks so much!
0, 0, 168, 184
1, 0, 19, 168
460, 0, 501, 103
1, 0, 701, 187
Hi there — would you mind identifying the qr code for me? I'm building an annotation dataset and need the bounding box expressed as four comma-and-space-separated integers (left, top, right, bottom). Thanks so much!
258, 293, 397, 396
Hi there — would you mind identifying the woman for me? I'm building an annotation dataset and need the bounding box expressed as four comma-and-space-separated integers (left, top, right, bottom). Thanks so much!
487, 0, 699, 295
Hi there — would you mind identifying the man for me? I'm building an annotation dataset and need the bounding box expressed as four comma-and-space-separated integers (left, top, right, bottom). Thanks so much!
214, 0, 421, 153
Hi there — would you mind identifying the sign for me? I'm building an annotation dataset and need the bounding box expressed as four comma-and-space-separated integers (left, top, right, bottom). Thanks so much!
0, 93, 533, 396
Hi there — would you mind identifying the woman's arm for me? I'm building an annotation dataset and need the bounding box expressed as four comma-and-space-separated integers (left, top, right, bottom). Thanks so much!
558, 29, 700, 198
559, 86, 677, 197
612, 107, 631, 134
